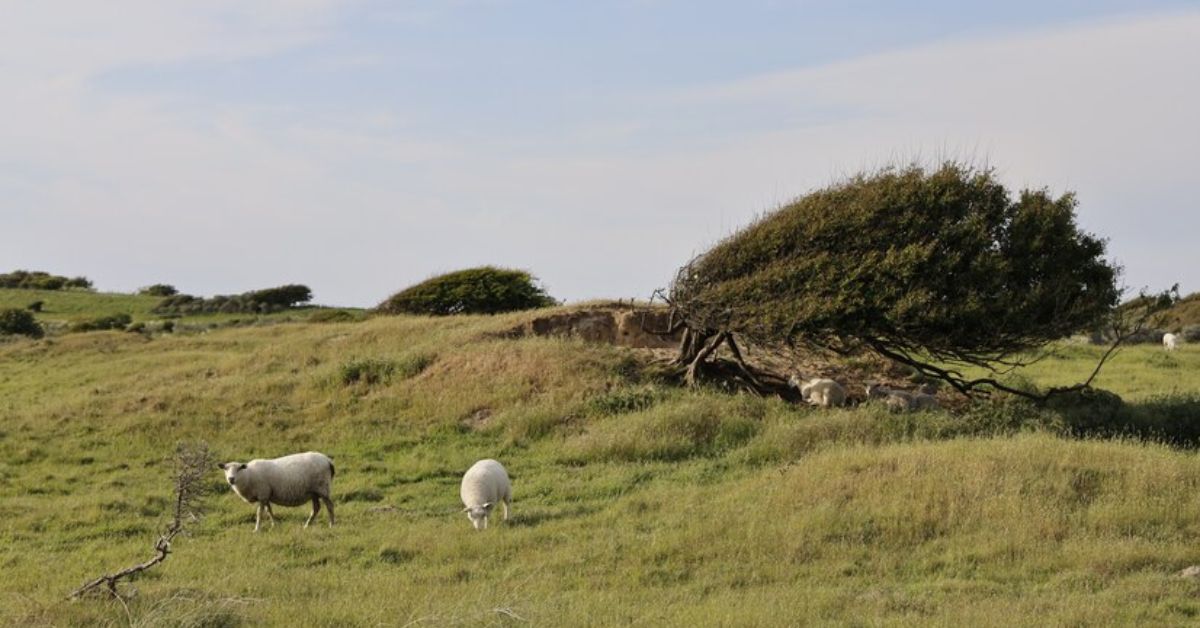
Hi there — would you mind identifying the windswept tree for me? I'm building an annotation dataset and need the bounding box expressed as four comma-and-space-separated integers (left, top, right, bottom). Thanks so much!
377, 267, 556, 316
662, 163, 1155, 399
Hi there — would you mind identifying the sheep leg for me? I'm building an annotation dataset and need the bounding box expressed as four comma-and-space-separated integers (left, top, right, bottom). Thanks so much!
321, 496, 335, 527
254, 504, 264, 532
264, 502, 277, 528
501, 498, 510, 521
305, 496, 321, 528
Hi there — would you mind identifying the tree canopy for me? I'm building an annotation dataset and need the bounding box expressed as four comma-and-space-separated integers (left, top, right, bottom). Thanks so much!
667, 163, 1126, 397
377, 267, 556, 316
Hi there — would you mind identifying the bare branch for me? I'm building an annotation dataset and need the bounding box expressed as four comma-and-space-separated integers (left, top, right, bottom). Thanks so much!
70, 442, 214, 601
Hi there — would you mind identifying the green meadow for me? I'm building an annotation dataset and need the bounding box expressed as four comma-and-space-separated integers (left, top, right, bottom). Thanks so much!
2, 302, 1200, 626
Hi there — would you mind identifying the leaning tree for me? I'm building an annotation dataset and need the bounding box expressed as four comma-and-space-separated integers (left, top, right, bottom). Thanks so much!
657, 163, 1168, 400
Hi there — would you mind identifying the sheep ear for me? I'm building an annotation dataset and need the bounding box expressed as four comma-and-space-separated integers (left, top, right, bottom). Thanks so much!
239, 463, 248, 471
217, 463, 226, 470
482, 502, 494, 510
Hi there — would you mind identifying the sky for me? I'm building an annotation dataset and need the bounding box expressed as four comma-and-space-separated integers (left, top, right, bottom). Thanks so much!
2, 1, 1198, 306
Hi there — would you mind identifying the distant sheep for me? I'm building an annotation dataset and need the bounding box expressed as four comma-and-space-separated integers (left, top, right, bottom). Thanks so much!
866, 383, 938, 412
788, 376, 847, 407
460, 459, 512, 530
1164, 333, 1178, 351
218, 451, 335, 532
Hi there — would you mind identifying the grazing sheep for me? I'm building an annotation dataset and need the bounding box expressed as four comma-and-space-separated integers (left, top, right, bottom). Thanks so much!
789, 375, 847, 407
1164, 333, 1178, 351
460, 459, 512, 530
218, 451, 335, 532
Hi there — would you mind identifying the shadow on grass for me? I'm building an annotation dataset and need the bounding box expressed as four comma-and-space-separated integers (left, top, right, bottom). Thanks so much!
1054, 392, 1200, 448
503, 505, 600, 528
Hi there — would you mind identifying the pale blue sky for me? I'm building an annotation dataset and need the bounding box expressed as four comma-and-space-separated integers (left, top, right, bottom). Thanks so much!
2, 1, 1198, 305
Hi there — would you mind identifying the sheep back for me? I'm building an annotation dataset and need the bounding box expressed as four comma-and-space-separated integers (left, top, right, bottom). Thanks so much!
460, 459, 511, 508
241, 452, 334, 508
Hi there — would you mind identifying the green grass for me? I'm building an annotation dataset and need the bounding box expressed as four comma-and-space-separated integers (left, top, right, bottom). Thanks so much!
0, 288, 362, 333
2, 308, 1200, 626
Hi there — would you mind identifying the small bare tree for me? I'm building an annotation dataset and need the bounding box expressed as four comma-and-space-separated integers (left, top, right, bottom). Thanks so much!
70, 442, 214, 601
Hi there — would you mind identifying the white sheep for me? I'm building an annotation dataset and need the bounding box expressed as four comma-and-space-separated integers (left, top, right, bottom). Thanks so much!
910, 392, 940, 411
788, 375, 847, 407
460, 459, 511, 530
1164, 333, 1178, 351
218, 451, 335, 532
865, 383, 921, 412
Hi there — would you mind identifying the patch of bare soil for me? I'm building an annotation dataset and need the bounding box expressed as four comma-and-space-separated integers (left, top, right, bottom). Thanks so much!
502, 304, 681, 349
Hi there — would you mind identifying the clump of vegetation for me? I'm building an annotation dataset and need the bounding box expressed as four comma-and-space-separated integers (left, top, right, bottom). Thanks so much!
339, 353, 435, 386
0, 270, 92, 291
138, 284, 178, 297
153, 284, 313, 315
0, 308, 44, 338
339, 359, 396, 385
26, 300, 43, 312
308, 309, 363, 323
70, 313, 133, 333
377, 267, 555, 316
664, 162, 1150, 399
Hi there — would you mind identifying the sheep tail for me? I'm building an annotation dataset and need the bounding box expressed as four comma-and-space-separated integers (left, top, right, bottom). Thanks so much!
328, 459, 336, 478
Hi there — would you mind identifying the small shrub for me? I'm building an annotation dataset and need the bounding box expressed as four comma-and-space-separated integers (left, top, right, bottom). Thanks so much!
139, 284, 178, 297
26, 300, 43, 312
0, 308, 44, 338
308, 309, 361, 323
587, 386, 662, 416
339, 359, 396, 385
71, 313, 133, 333
395, 353, 435, 379
377, 266, 556, 316
1183, 325, 1200, 343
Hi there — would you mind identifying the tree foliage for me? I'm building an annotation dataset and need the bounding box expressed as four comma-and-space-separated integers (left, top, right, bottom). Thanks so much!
0, 308, 44, 339
0, 270, 92, 291
377, 266, 556, 316
667, 163, 1128, 397
152, 284, 313, 315
138, 284, 178, 297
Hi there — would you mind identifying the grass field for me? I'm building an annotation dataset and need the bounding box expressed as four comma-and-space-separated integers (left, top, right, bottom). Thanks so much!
2, 302, 1200, 626
0, 288, 361, 331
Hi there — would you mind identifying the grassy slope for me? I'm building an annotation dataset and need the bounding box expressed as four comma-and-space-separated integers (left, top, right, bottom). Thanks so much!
2, 310, 1200, 626
0, 288, 357, 328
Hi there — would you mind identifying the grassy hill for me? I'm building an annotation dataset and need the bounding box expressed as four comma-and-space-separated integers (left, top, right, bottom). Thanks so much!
2, 307, 1200, 625
0, 287, 360, 332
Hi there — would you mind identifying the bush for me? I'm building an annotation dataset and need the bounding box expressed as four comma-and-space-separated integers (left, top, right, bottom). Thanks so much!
0, 270, 92, 291
308, 309, 362, 323
339, 359, 397, 386
26, 301, 43, 312
0, 308, 44, 338
245, 284, 312, 308
377, 267, 556, 316
152, 284, 313, 315
71, 313, 133, 333
139, 284, 178, 297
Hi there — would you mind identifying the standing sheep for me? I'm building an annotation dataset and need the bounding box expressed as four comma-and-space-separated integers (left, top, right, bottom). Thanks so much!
788, 375, 847, 407
460, 459, 511, 530
1164, 333, 1178, 351
218, 451, 335, 532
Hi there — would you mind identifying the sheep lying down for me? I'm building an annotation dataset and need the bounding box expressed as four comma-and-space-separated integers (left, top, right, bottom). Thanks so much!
219, 451, 335, 532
